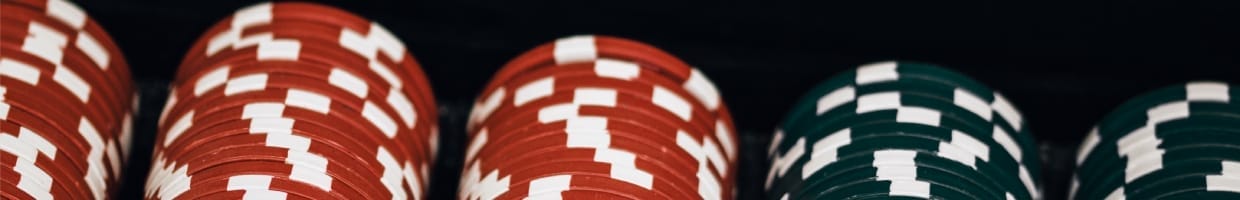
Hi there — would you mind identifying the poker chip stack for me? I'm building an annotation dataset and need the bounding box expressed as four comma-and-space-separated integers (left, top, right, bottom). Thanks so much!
459, 35, 738, 200
764, 61, 1041, 200
1071, 81, 1240, 200
1, 0, 137, 199
143, 2, 438, 199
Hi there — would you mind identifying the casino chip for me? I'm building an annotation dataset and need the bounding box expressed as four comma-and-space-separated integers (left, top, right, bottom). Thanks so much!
459, 35, 739, 200
1, 0, 136, 199
764, 61, 1042, 200
1071, 81, 1240, 200
141, 2, 438, 199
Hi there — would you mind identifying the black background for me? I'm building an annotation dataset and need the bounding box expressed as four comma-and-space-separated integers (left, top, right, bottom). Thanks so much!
66, 0, 1240, 199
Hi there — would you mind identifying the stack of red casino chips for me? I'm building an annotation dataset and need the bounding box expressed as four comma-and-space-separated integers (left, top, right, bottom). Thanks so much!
2, 0, 137, 199
143, 2, 438, 199
460, 35, 738, 200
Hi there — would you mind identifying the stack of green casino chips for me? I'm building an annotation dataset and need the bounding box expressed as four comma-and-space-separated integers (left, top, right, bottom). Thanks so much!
1072, 81, 1240, 200
764, 61, 1041, 200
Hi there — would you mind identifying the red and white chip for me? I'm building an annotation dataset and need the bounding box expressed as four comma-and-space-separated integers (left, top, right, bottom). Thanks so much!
1, 0, 133, 198
144, 2, 437, 199
461, 35, 737, 200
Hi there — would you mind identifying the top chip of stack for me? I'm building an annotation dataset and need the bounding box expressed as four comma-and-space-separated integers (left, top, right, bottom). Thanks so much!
1071, 81, 1240, 200
764, 61, 1041, 200
142, 2, 438, 199
1, 0, 137, 199
458, 35, 739, 200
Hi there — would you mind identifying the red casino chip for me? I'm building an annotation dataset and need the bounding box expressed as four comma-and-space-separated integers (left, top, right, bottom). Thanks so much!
475, 33, 738, 155
468, 102, 730, 199
156, 62, 399, 136
471, 116, 703, 176
474, 68, 720, 137
167, 34, 428, 122
467, 132, 702, 200
475, 103, 732, 199
165, 139, 386, 199
153, 72, 424, 165
151, 90, 429, 198
159, 100, 427, 178
195, 189, 315, 200
480, 95, 727, 169
466, 60, 734, 167
1, 120, 95, 184
466, 106, 724, 181
1, 79, 113, 156
467, 39, 739, 164
0, 78, 116, 159
0, 30, 124, 125
0, 7, 131, 112
0, 2, 134, 199
165, 118, 430, 198
226, 23, 438, 132
157, 102, 391, 170
2, 105, 91, 172
483, 103, 705, 153
162, 2, 438, 161
472, 120, 704, 180
150, 2, 436, 199
488, 35, 729, 127
487, 36, 702, 101
0, 130, 83, 200
461, 162, 675, 200
178, 2, 392, 75
174, 2, 436, 118
156, 102, 413, 175
1, 84, 126, 191
474, 102, 732, 186
464, 35, 737, 199
166, 161, 355, 200
157, 103, 390, 170
469, 60, 717, 133
1, 154, 77, 200
146, 153, 366, 200
158, 34, 434, 163
182, 21, 430, 104
476, 81, 711, 139
0, 0, 135, 98
162, 51, 428, 145
1, 162, 43, 200
0, 50, 123, 136
1, 153, 84, 200
531, 189, 632, 199
173, 24, 437, 140
488, 163, 676, 200
226, 19, 439, 114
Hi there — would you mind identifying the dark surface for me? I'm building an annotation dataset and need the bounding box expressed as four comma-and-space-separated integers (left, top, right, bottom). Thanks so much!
68, 0, 1240, 199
